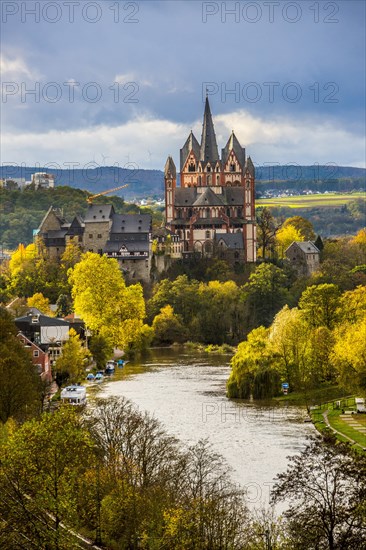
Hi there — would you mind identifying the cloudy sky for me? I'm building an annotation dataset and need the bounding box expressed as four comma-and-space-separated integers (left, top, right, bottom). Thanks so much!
1, 0, 365, 171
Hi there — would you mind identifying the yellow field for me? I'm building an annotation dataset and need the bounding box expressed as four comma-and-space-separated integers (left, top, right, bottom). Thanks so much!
256, 192, 365, 209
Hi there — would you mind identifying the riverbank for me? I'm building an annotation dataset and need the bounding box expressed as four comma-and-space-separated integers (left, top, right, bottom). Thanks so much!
310, 396, 366, 451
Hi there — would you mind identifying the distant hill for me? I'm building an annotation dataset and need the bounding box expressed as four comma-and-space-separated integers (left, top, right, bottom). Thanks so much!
1, 165, 365, 198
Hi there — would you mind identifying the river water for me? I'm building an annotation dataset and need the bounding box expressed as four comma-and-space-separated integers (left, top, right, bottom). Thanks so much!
99, 348, 315, 507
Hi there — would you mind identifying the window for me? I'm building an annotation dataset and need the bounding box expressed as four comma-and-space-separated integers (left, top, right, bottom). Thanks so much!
33, 350, 39, 357
188, 163, 195, 172
206, 230, 210, 238
97, 234, 102, 239
207, 165, 211, 172
89, 234, 93, 239
207, 175, 211, 184
230, 163, 236, 172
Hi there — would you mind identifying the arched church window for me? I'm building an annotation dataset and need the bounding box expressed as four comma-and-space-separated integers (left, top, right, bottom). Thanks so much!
207, 175, 211, 184
216, 175, 220, 184
188, 163, 196, 172
206, 207, 210, 218
226, 208, 231, 217
230, 163, 236, 172
206, 165, 211, 172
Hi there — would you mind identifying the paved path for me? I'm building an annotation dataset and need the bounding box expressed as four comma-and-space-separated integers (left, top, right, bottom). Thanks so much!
322, 411, 366, 451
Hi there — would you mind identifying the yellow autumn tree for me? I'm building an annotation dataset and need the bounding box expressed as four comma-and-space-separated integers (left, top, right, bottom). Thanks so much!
27, 292, 54, 316
68, 252, 146, 353
332, 315, 366, 394
9, 243, 36, 276
275, 224, 303, 258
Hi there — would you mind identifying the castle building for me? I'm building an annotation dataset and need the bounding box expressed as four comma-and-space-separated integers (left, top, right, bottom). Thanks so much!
37, 205, 152, 283
164, 97, 256, 262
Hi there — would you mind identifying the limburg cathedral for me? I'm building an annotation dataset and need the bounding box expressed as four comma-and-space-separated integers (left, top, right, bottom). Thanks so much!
164, 97, 256, 263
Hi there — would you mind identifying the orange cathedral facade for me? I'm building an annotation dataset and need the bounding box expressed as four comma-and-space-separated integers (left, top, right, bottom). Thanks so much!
164, 97, 256, 262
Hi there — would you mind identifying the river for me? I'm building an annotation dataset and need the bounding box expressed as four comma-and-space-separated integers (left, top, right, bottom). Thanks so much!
99, 348, 315, 507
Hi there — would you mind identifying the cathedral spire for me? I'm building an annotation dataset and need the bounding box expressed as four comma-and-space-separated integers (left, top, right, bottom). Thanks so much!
200, 97, 219, 163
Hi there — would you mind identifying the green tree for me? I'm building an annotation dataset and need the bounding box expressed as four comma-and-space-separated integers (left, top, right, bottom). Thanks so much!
242, 263, 289, 331
298, 283, 341, 329
55, 328, 89, 384
0, 307, 41, 423
227, 326, 279, 399
89, 334, 113, 369
197, 280, 241, 344
55, 293, 72, 317
152, 305, 188, 345
271, 435, 366, 550
0, 407, 94, 549
256, 207, 279, 259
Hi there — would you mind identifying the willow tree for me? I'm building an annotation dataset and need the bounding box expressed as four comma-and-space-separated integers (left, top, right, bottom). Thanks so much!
68, 252, 146, 352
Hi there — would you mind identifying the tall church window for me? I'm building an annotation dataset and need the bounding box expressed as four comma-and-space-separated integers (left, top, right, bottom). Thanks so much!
206, 230, 210, 239
188, 162, 196, 172
226, 208, 231, 217
206, 207, 210, 218
216, 175, 220, 184
207, 165, 211, 172
207, 175, 211, 184
230, 163, 236, 172
198, 175, 202, 184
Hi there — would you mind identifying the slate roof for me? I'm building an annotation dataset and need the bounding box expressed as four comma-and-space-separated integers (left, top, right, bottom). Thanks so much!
84, 204, 114, 222
105, 241, 149, 254
15, 313, 70, 327
287, 241, 320, 254
245, 156, 255, 177
45, 229, 68, 239
193, 187, 224, 206
200, 97, 219, 163
174, 188, 198, 206
221, 131, 246, 167
180, 131, 200, 171
110, 213, 151, 233
174, 187, 245, 207
215, 233, 244, 250
164, 156, 177, 178
38, 206, 66, 232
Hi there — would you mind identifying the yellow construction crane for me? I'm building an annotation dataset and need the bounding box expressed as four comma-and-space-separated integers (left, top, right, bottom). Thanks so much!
86, 183, 129, 204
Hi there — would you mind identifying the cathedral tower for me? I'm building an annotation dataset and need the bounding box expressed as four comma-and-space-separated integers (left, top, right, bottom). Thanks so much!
164, 98, 256, 262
